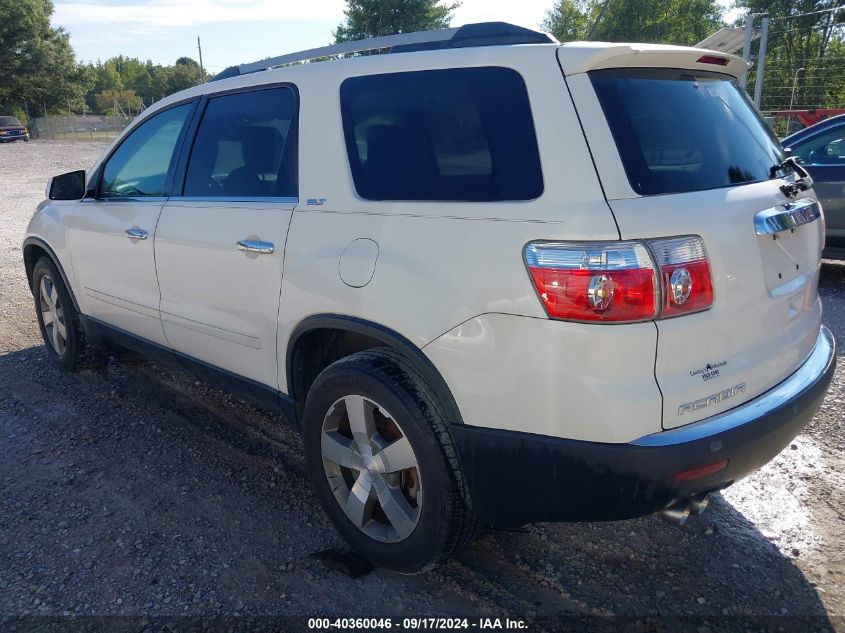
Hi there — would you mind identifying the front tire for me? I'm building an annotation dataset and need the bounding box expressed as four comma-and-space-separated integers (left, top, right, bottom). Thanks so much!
303, 349, 476, 574
32, 256, 86, 371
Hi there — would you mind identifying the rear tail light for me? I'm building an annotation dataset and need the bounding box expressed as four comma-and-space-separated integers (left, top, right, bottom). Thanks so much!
649, 236, 714, 318
524, 236, 713, 323
523, 242, 657, 323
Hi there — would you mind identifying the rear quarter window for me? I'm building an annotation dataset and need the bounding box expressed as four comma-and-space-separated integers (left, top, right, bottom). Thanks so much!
340, 67, 543, 202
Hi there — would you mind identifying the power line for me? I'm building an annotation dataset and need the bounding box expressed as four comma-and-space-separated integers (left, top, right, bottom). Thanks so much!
772, 5, 845, 21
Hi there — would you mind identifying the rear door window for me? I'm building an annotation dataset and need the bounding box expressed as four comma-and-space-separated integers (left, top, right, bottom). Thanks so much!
183, 87, 297, 198
590, 68, 784, 196
340, 67, 543, 201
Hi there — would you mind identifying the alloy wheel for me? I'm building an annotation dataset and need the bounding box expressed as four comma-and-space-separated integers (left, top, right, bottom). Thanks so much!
39, 275, 67, 356
321, 394, 422, 543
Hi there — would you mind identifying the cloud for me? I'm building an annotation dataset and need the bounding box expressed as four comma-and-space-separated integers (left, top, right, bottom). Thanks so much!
53, 0, 346, 28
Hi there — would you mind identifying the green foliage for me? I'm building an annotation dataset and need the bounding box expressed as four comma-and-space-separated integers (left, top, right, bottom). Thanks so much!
733, 1, 845, 120
543, 0, 591, 41
95, 89, 142, 116
83, 56, 208, 114
12, 108, 28, 127
334, 0, 459, 43
0, 0, 92, 115
543, 0, 723, 45
0, 0, 205, 117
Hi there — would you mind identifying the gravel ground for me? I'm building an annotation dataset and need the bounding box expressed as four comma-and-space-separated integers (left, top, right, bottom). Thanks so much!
0, 140, 844, 632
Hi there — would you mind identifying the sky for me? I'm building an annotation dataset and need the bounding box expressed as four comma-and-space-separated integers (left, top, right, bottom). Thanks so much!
52, 0, 738, 76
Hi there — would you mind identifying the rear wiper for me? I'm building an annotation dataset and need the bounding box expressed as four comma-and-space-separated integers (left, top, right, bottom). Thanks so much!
770, 156, 813, 198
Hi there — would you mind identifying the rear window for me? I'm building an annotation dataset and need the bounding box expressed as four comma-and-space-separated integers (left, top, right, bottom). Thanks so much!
0, 116, 22, 127
340, 67, 543, 202
590, 68, 784, 196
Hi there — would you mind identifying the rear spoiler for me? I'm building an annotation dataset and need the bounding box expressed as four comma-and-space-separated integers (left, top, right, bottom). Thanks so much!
557, 42, 749, 78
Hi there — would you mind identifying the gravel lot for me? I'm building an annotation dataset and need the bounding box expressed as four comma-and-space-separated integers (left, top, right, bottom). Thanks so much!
1, 140, 844, 631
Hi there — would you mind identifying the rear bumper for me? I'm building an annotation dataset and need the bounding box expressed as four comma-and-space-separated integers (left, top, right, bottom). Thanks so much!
452, 326, 836, 526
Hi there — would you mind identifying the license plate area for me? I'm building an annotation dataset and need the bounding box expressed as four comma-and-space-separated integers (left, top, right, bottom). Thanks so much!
755, 199, 821, 295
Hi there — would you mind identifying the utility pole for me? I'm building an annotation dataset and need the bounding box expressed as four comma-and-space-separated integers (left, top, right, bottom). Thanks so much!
197, 36, 206, 83
753, 16, 770, 110
740, 12, 755, 88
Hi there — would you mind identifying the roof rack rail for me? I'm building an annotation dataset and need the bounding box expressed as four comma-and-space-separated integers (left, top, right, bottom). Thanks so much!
211, 22, 555, 81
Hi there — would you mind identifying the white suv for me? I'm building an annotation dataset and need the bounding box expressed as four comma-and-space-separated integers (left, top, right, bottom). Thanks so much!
24, 23, 836, 573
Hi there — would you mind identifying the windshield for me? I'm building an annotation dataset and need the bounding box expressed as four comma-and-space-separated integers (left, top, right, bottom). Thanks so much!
590, 68, 784, 196
0, 116, 23, 127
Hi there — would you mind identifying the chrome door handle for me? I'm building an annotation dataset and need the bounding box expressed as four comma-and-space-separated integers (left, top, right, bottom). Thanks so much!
125, 228, 148, 240
237, 240, 274, 254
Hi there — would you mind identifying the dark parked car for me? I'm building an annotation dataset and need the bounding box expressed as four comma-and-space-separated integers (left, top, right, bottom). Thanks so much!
783, 114, 845, 259
0, 116, 30, 143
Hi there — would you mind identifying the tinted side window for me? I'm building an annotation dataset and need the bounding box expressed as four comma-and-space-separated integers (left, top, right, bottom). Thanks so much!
183, 87, 297, 198
340, 67, 543, 202
100, 103, 192, 198
793, 127, 845, 166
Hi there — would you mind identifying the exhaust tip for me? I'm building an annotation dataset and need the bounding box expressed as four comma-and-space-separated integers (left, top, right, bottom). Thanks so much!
689, 493, 710, 516
657, 502, 691, 526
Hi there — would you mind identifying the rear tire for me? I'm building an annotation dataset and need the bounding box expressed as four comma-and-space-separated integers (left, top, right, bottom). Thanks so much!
32, 256, 86, 371
303, 348, 476, 574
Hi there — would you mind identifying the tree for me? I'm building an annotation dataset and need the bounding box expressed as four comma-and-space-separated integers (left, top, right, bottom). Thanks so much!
95, 89, 142, 116
84, 60, 124, 112
544, 0, 723, 46
732, 0, 845, 117
334, 0, 459, 43
0, 0, 91, 115
80, 57, 210, 112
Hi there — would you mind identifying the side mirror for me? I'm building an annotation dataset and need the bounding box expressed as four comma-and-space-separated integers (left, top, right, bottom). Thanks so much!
47, 170, 86, 201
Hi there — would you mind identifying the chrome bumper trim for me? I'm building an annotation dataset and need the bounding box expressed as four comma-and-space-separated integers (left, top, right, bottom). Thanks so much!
632, 326, 835, 447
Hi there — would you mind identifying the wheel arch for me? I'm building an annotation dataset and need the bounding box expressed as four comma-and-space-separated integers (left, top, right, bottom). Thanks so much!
286, 314, 464, 429
22, 237, 81, 313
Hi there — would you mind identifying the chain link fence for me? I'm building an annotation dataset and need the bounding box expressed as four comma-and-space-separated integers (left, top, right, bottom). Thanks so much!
743, 11, 845, 138
751, 57, 845, 137
29, 114, 132, 142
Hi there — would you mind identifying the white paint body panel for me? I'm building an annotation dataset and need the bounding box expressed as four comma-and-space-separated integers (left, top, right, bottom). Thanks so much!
610, 186, 823, 428
423, 314, 662, 443
67, 199, 168, 346
155, 200, 293, 386
566, 58, 824, 428
25, 200, 79, 298
275, 45, 622, 423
